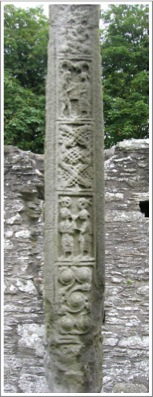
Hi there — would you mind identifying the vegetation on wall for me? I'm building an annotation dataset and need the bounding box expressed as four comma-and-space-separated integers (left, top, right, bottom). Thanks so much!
4, 4, 149, 153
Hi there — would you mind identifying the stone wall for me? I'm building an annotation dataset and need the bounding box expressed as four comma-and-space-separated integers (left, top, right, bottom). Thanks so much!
103, 139, 149, 393
4, 139, 149, 393
4, 146, 47, 393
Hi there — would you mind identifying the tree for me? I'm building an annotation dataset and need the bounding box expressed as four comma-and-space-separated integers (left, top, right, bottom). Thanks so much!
4, 71, 45, 153
4, 5, 48, 153
4, 5, 149, 153
100, 5, 149, 148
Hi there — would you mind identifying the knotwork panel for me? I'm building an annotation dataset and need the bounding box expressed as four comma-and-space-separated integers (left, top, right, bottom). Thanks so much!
57, 123, 93, 189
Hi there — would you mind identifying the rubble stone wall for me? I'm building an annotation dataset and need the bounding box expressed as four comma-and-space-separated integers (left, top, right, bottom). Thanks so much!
4, 146, 47, 393
103, 139, 149, 393
4, 139, 149, 393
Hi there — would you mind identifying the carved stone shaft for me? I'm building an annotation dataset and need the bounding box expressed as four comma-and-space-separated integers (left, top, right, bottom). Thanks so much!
44, 5, 105, 393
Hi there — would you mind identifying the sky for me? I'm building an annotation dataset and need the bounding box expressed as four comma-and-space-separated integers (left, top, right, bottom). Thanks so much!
12, 2, 50, 16
3, 1, 151, 18
2, 2, 110, 17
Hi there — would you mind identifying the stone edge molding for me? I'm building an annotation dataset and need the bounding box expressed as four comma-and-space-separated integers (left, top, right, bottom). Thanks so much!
44, 5, 105, 393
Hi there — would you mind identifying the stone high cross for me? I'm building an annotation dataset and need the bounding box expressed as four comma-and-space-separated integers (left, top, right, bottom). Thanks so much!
44, 5, 105, 393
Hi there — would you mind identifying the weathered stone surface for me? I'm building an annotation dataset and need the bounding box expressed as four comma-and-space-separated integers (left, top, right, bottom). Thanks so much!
44, 4, 105, 393
4, 145, 48, 393
4, 138, 149, 393
102, 138, 149, 393
113, 382, 148, 393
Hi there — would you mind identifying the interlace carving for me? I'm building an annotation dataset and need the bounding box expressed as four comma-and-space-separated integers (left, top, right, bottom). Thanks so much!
58, 124, 93, 189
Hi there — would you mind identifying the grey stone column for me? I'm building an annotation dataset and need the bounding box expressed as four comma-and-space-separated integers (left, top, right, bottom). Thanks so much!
44, 5, 105, 393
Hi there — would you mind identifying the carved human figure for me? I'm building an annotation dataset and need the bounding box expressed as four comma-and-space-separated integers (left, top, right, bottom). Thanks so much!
77, 198, 92, 257
61, 71, 72, 117
67, 71, 90, 118
78, 71, 90, 117
60, 70, 78, 117
60, 61, 91, 118
59, 198, 76, 257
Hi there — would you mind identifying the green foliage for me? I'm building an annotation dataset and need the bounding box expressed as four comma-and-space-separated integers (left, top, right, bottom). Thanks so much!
4, 5, 48, 153
4, 4, 149, 153
4, 71, 45, 153
100, 5, 149, 148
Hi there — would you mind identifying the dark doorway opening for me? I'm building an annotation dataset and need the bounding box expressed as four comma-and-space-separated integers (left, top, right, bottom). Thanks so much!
139, 200, 149, 218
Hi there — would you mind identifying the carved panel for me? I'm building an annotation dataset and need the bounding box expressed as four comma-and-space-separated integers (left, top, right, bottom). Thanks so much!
55, 264, 93, 343
58, 60, 92, 119
58, 196, 94, 259
54, 5, 94, 56
57, 123, 93, 189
